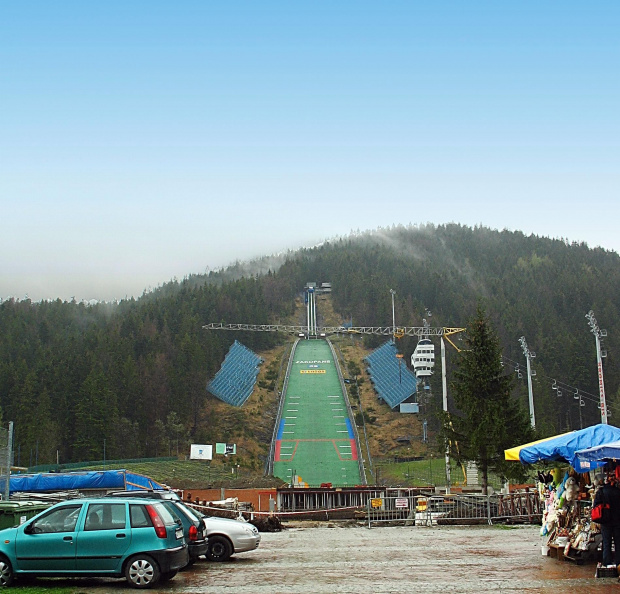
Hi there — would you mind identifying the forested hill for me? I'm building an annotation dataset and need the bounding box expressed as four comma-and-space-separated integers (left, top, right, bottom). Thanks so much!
2, 224, 620, 465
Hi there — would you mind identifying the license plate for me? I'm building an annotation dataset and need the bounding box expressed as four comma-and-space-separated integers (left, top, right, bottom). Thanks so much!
175, 527, 184, 540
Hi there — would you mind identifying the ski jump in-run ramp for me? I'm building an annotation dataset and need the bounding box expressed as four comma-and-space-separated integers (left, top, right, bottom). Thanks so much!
272, 339, 363, 487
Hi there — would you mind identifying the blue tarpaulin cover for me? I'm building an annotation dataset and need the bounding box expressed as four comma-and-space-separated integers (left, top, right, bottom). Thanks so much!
518, 424, 620, 472
4, 470, 165, 494
575, 439, 620, 471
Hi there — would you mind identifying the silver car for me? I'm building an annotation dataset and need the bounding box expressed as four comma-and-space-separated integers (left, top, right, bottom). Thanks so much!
202, 515, 261, 562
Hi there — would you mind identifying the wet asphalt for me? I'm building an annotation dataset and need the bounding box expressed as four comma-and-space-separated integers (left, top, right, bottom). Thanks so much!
21, 523, 619, 593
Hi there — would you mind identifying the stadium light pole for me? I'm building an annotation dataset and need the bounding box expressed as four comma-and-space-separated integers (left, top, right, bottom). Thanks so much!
586, 310, 608, 424
518, 336, 536, 429
389, 289, 396, 342
441, 337, 451, 492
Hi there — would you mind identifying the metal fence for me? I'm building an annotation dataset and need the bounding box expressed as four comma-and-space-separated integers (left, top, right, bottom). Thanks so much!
367, 492, 542, 528
367, 494, 424, 527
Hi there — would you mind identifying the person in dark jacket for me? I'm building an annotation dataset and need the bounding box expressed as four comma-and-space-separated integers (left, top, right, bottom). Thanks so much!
593, 476, 620, 567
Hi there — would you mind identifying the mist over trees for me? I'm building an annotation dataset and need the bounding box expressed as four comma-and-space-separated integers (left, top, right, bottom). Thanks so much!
1, 223, 619, 465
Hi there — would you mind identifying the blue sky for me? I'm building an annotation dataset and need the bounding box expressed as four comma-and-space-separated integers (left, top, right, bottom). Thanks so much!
2, 1, 619, 301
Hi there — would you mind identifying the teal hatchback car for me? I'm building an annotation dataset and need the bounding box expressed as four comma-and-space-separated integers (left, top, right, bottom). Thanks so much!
0, 497, 188, 589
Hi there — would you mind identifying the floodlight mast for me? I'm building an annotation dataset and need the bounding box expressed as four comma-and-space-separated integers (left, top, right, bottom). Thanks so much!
518, 336, 536, 429
441, 337, 450, 491
389, 289, 396, 343
586, 310, 608, 424
439, 329, 468, 492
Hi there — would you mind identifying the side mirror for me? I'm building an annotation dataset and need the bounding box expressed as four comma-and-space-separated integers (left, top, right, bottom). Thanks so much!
23, 523, 34, 535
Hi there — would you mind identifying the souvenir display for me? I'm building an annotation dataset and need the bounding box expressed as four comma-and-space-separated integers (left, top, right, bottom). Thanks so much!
539, 468, 603, 563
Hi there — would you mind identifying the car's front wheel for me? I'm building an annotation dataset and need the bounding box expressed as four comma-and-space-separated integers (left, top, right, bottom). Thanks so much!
0, 556, 13, 587
125, 554, 160, 589
206, 535, 233, 562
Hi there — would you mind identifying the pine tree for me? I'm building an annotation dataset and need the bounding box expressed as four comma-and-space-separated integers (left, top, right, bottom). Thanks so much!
442, 305, 534, 493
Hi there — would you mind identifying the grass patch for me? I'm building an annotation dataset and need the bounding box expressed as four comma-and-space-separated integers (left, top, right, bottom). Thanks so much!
8, 584, 83, 593
373, 458, 518, 491
78, 459, 284, 489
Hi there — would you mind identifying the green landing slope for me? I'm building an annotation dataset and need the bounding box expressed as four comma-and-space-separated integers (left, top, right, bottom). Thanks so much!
272, 339, 362, 487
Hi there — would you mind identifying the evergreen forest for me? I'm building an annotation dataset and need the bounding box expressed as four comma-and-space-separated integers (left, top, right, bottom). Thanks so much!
2, 224, 620, 466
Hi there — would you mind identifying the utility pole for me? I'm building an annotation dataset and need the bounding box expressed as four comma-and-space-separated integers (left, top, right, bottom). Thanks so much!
441, 337, 450, 492
518, 337, 536, 428
389, 289, 396, 342
586, 310, 608, 424
4, 422, 13, 501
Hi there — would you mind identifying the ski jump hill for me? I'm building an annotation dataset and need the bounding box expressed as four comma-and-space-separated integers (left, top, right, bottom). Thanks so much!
271, 339, 364, 487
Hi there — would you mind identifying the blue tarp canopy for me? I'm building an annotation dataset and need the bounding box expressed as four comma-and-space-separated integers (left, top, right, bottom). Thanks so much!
4, 470, 165, 495
517, 424, 620, 472
575, 439, 620, 471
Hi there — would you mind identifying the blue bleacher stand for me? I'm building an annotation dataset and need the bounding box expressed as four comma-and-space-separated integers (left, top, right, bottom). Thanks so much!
365, 341, 417, 409
206, 340, 263, 406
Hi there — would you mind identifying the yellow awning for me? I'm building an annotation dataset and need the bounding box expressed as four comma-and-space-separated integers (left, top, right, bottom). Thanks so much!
504, 431, 573, 461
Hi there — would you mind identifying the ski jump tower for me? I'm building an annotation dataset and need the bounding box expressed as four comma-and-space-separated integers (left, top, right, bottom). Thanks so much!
305, 283, 317, 336
304, 282, 331, 337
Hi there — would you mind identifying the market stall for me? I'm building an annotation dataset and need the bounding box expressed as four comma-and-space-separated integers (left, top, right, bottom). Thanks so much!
512, 424, 620, 471
505, 424, 620, 567
575, 439, 620, 471
504, 431, 573, 462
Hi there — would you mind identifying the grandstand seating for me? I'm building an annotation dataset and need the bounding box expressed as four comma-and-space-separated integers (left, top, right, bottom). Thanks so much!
207, 340, 263, 406
365, 341, 417, 409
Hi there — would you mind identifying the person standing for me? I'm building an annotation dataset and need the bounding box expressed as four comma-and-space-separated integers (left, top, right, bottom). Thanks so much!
593, 475, 620, 568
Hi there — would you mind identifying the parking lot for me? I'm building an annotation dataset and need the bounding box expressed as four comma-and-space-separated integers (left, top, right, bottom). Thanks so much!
26, 522, 611, 593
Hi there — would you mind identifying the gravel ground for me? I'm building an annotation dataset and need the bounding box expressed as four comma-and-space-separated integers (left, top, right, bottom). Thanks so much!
25, 522, 616, 593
